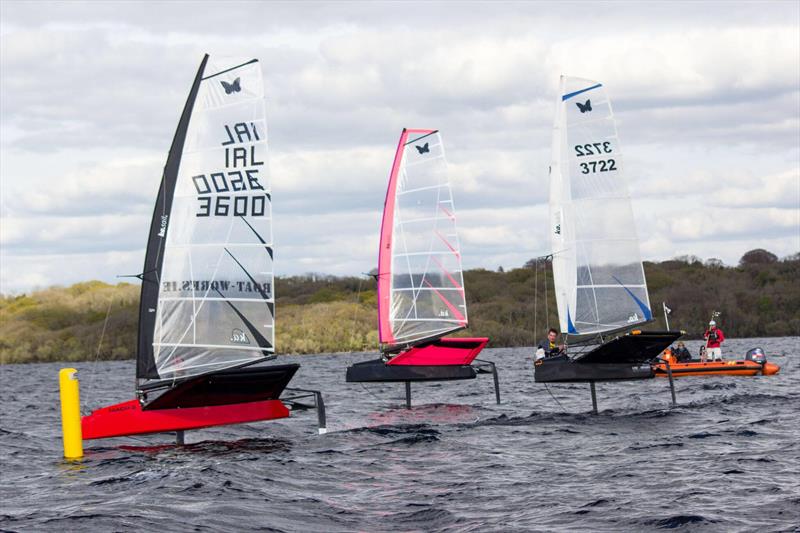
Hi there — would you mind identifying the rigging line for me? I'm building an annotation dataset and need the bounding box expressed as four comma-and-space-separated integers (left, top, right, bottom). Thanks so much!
543, 383, 567, 413
349, 276, 365, 351
83, 297, 114, 416
359, 381, 386, 403
579, 239, 602, 329
124, 434, 159, 446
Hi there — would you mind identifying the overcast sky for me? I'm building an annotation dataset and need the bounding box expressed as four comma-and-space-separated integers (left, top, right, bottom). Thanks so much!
1, 0, 798, 293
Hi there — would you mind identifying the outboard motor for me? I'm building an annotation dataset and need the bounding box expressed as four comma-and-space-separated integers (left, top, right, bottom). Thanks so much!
745, 347, 767, 365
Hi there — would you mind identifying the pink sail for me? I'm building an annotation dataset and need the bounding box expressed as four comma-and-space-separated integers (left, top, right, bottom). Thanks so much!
377, 129, 469, 350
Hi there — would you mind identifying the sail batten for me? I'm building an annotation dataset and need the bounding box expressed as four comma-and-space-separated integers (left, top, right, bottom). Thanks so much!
550, 76, 651, 338
377, 129, 469, 350
136, 56, 276, 381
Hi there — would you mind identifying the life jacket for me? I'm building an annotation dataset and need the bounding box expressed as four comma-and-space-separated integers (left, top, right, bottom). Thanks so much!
705, 328, 725, 348
539, 339, 560, 357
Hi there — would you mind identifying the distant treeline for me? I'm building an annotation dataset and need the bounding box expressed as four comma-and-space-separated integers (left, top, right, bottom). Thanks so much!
1, 249, 797, 364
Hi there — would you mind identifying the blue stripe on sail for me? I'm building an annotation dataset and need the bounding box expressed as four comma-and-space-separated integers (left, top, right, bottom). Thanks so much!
612, 276, 652, 321
567, 307, 578, 334
562, 83, 602, 101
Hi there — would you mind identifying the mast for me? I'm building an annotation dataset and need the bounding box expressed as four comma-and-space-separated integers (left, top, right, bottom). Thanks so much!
550, 76, 652, 338
137, 55, 209, 380
376, 129, 409, 346
377, 129, 468, 352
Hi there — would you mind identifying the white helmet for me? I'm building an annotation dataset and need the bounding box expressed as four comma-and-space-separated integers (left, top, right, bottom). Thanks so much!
709, 320, 716, 326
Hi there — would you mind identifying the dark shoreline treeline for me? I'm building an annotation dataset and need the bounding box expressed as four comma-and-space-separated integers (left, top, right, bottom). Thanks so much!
1, 250, 797, 364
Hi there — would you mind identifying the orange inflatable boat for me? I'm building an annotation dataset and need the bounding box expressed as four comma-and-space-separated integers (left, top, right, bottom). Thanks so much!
653, 347, 780, 378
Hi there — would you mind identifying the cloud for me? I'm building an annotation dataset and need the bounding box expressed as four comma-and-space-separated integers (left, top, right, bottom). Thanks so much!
1, 213, 147, 255
2, 153, 161, 217
712, 169, 800, 209
0, 247, 144, 294
1, 1, 798, 292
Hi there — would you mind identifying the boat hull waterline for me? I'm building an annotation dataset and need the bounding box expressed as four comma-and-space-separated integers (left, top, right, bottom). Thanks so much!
82, 399, 290, 440
83, 363, 300, 439
534, 355, 654, 383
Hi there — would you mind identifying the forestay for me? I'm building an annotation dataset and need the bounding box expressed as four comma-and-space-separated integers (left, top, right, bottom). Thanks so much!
137, 56, 275, 380
377, 130, 468, 350
549, 76, 652, 337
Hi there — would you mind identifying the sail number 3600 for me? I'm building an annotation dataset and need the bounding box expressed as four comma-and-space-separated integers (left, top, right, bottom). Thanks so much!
193, 170, 268, 217
197, 195, 267, 217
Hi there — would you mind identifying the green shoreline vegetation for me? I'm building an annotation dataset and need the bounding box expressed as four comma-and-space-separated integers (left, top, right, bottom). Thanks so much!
1, 249, 797, 364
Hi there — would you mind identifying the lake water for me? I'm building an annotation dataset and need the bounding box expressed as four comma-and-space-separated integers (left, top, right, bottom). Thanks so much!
1, 337, 798, 532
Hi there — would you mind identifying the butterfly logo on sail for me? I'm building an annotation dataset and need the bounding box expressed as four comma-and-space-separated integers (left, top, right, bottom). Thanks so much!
221, 77, 241, 94
230, 328, 250, 345
576, 99, 592, 113
415, 142, 430, 154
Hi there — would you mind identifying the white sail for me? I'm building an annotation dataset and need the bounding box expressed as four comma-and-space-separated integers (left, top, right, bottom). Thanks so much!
550, 76, 652, 337
377, 130, 468, 348
153, 58, 274, 379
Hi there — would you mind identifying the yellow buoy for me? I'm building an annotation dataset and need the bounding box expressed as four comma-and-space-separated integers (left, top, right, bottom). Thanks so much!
59, 368, 83, 459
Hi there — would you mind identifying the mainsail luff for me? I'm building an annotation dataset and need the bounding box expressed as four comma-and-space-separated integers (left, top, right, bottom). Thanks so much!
377, 129, 410, 346
138, 56, 276, 382
550, 76, 652, 338
377, 129, 468, 351
137, 55, 209, 379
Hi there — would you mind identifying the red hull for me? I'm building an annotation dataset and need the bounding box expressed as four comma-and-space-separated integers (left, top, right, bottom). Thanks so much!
387, 337, 489, 366
82, 398, 290, 440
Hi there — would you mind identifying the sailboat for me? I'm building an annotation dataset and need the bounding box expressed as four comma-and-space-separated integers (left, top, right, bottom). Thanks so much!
80, 55, 324, 441
535, 76, 681, 385
345, 129, 500, 406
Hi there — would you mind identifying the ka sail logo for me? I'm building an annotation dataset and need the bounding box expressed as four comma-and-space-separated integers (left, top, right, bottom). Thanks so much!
157, 215, 168, 237
230, 328, 250, 345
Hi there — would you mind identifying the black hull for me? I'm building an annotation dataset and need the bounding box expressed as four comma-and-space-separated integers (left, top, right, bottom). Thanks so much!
535, 355, 653, 383
142, 363, 300, 410
574, 330, 683, 364
346, 358, 476, 383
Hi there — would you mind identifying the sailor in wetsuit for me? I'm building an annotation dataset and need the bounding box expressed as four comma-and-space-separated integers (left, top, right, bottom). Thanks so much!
536, 328, 566, 360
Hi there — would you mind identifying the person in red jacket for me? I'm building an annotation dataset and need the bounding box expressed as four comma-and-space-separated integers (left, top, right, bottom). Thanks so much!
704, 320, 725, 361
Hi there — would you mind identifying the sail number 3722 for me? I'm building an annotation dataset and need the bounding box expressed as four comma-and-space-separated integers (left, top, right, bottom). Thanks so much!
575, 142, 616, 174
574, 142, 612, 157
579, 159, 616, 174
